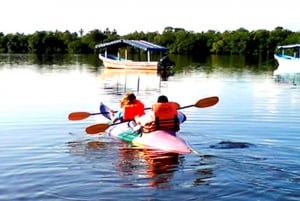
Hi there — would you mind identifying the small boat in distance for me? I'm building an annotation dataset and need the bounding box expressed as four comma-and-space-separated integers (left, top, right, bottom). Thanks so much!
95, 39, 174, 70
274, 44, 300, 83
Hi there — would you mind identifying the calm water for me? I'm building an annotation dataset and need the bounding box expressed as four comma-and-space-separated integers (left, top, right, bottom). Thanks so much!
0, 54, 299, 201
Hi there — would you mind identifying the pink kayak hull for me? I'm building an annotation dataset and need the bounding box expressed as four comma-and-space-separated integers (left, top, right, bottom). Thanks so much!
132, 130, 191, 154
107, 122, 191, 154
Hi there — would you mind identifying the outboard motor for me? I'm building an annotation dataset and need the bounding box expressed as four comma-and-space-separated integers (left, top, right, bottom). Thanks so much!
157, 68, 174, 81
158, 56, 175, 70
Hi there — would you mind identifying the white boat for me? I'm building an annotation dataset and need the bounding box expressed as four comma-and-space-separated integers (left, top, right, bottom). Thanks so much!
95, 39, 174, 70
273, 44, 300, 82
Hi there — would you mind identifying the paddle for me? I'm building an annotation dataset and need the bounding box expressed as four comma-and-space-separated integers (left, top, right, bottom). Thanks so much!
180, 96, 219, 109
85, 96, 219, 134
85, 123, 111, 134
68, 111, 108, 121
68, 103, 181, 121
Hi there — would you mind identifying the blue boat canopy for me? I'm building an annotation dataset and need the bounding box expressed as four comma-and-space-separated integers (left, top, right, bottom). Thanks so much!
95, 39, 168, 52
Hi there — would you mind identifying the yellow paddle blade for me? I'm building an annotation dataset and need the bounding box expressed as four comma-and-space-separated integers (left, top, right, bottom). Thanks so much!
68, 112, 91, 121
85, 123, 110, 134
195, 96, 219, 108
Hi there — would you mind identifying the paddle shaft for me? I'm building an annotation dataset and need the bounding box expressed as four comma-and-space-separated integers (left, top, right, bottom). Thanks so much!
178, 104, 193, 109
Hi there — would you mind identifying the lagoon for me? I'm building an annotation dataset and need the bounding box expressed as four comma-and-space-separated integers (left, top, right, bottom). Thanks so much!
0, 54, 299, 200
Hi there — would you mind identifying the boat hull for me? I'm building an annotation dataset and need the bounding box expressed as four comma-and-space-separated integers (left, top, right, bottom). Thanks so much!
274, 54, 300, 76
99, 54, 159, 70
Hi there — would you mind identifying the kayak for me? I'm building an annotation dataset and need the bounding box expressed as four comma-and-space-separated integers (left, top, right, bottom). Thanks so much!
99, 102, 191, 154
69, 96, 218, 153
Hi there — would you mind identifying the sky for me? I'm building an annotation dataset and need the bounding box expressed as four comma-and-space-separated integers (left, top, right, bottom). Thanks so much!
1, 0, 300, 36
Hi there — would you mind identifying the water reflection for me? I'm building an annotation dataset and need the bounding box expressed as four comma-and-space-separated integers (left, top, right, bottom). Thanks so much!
66, 138, 214, 189
192, 163, 214, 186
0, 54, 100, 71
116, 147, 182, 188
274, 72, 300, 85
67, 139, 182, 188
67, 139, 108, 153
99, 68, 174, 95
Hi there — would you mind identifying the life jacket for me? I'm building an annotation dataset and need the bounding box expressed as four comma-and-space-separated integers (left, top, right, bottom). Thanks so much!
142, 102, 179, 133
122, 100, 145, 121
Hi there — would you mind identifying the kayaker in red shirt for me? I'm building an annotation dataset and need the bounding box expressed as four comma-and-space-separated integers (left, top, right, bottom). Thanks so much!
110, 92, 145, 123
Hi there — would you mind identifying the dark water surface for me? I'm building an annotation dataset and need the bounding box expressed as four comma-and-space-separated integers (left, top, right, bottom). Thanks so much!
0, 54, 299, 200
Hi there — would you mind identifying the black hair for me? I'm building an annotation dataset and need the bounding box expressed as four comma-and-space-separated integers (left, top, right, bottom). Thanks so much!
157, 95, 168, 103
127, 93, 136, 102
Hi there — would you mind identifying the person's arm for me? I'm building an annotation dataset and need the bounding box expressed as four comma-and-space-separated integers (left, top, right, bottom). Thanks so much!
110, 110, 123, 123
177, 111, 187, 123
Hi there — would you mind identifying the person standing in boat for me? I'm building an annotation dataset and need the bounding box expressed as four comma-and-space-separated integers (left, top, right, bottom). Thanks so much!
110, 92, 145, 123
135, 95, 186, 133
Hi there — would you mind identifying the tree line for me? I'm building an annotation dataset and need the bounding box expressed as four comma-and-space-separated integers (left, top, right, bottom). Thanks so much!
0, 26, 299, 55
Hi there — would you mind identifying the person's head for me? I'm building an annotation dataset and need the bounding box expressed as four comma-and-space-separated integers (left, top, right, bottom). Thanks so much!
157, 95, 168, 103
121, 92, 136, 106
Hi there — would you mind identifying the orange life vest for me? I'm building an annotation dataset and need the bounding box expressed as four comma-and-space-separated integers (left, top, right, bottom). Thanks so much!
142, 102, 179, 133
122, 100, 145, 121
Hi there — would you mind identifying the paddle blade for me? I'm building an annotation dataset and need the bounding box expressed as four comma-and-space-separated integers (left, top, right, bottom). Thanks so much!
195, 96, 219, 108
85, 123, 110, 134
68, 112, 91, 121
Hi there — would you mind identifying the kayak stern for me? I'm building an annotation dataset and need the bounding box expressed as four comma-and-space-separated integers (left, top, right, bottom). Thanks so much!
132, 130, 191, 154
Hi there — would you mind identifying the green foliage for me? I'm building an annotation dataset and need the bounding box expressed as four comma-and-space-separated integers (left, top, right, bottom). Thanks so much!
0, 26, 297, 55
